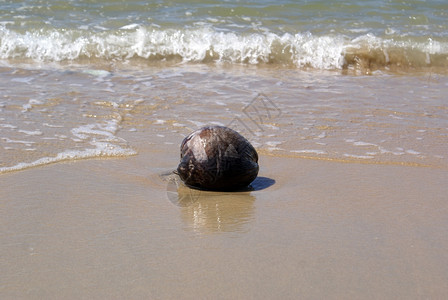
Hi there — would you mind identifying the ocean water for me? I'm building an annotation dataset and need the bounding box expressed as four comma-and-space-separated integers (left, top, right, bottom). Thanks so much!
1, 0, 448, 70
0, 0, 447, 173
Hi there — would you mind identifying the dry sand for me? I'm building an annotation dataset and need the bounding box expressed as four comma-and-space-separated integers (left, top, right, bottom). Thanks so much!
1, 148, 447, 299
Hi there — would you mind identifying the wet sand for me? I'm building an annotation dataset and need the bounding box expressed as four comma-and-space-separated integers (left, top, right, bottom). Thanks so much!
1, 63, 447, 298
1, 146, 447, 299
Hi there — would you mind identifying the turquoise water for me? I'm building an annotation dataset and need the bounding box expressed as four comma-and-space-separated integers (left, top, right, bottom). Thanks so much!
1, 0, 447, 71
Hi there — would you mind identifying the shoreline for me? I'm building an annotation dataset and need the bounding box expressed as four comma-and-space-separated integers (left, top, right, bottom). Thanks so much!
2, 64, 446, 174
1, 55, 447, 299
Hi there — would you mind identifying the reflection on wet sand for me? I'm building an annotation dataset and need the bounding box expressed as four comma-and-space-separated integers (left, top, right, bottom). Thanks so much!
180, 191, 255, 234
165, 175, 274, 234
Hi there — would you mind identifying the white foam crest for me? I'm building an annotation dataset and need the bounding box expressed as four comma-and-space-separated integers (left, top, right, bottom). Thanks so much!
1, 25, 447, 69
0, 25, 344, 68
211, 31, 275, 64
347, 34, 448, 64
0, 26, 86, 61
351, 34, 448, 53
282, 33, 346, 69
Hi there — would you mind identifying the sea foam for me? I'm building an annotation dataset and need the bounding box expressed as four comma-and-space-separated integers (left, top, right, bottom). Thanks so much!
0, 144, 136, 174
1, 25, 446, 70
0, 118, 136, 174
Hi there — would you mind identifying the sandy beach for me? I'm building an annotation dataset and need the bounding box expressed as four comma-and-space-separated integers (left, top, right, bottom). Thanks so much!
2, 1, 448, 298
1, 140, 447, 299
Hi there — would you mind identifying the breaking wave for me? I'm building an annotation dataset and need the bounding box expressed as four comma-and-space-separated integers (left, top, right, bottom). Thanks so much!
1, 25, 447, 71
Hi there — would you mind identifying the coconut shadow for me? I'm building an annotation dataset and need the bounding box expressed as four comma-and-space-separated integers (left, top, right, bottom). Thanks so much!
248, 176, 276, 191
165, 174, 275, 207
181, 176, 275, 192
